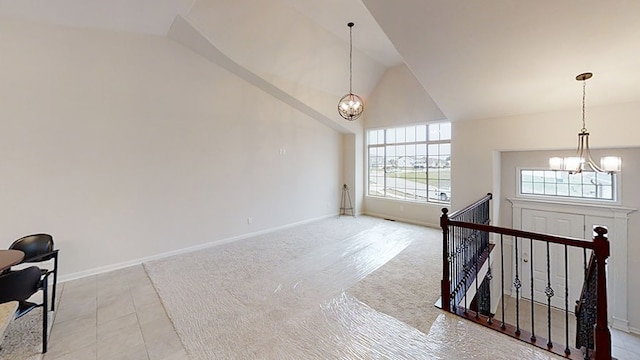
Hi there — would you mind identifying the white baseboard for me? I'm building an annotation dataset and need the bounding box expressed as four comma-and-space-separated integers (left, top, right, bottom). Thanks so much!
58, 214, 337, 283
362, 211, 439, 229
611, 317, 630, 332
628, 326, 640, 335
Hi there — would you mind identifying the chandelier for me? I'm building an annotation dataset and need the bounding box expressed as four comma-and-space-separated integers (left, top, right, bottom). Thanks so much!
338, 22, 364, 121
549, 73, 621, 174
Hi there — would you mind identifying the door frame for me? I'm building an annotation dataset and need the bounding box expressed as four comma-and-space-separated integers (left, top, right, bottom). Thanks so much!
510, 197, 635, 332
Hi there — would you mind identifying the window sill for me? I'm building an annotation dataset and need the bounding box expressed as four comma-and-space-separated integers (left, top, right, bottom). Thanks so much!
365, 195, 449, 207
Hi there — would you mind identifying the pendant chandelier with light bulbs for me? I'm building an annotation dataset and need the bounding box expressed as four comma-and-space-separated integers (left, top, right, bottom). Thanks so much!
338, 22, 364, 121
549, 73, 621, 174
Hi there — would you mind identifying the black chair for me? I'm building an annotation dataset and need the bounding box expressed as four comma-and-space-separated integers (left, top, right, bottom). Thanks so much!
0, 266, 50, 353
8, 234, 59, 311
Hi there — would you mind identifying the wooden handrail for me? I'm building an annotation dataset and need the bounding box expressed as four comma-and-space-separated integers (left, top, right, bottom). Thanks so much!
445, 220, 594, 250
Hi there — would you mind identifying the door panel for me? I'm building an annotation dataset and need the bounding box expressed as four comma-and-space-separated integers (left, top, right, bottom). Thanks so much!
520, 209, 585, 309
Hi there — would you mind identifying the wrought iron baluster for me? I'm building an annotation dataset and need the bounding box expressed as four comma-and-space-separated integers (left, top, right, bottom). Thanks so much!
459, 227, 465, 307
500, 234, 506, 330
452, 225, 457, 309
564, 244, 570, 356
451, 228, 460, 310
457, 226, 461, 310
530, 238, 536, 342
449, 226, 458, 307
451, 225, 456, 311
475, 231, 479, 319
514, 236, 521, 336
463, 227, 468, 314
545, 241, 554, 348
487, 239, 493, 325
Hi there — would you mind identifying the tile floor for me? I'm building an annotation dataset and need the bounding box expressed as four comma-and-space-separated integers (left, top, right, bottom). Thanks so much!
611, 328, 640, 360
43, 265, 188, 360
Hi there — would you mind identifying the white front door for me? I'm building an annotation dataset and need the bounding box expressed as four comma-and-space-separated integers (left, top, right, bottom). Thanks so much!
519, 209, 586, 310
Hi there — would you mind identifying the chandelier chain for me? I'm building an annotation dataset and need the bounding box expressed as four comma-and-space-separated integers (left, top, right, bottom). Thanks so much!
581, 79, 587, 132
349, 24, 353, 94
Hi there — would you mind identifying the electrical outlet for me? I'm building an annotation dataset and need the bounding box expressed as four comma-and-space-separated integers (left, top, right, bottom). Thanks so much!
247, 217, 253, 224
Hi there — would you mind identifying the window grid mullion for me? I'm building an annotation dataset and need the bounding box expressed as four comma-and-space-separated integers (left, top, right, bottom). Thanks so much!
366, 122, 451, 203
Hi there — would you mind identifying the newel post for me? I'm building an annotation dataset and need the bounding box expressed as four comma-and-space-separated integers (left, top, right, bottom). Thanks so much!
593, 226, 612, 360
441, 208, 451, 312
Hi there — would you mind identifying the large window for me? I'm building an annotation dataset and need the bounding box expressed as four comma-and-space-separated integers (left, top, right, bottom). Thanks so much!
519, 169, 615, 201
367, 122, 451, 203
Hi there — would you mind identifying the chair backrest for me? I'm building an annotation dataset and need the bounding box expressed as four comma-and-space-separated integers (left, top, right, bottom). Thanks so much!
0, 266, 42, 303
9, 234, 54, 261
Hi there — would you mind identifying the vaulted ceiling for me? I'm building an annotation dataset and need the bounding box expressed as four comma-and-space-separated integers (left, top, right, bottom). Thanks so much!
362, 0, 640, 121
2, 0, 639, 122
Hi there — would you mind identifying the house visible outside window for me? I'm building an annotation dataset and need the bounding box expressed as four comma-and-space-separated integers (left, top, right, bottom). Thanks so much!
519, 169, 616, 201
367, 122, 451, 203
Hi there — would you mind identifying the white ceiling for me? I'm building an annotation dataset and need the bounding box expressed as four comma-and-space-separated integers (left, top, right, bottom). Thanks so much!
0, 0, 195, 35
2, 0, 639, 122
279, 0, 403, 67
361, 0, 640, 121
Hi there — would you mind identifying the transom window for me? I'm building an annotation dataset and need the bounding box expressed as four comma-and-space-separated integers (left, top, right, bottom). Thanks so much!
367, 122, 451, 203
519, 169, 615, 201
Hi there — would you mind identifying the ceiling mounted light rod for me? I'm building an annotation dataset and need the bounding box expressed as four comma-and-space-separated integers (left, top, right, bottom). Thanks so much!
338, 22, 364, 121
549, 72, 621, 174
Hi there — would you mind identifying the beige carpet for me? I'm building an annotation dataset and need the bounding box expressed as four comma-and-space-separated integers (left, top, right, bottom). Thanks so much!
0, 306, 53, 360
144, 216, 434, 359
144, 216, 561, 359
346, 221, 442, 334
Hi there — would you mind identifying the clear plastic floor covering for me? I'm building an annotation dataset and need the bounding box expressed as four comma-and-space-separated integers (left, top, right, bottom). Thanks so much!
145, 217, 561, 359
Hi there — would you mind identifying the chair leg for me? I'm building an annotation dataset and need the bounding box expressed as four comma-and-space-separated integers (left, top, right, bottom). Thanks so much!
51, 253, 58, 312
42, 275, 48, 353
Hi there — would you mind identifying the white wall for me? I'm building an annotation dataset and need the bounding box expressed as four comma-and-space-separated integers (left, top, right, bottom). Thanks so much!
0, 18, 344, 279
453, 102, 640, 331
365, 65, 446, 129
362, 65, 447, 226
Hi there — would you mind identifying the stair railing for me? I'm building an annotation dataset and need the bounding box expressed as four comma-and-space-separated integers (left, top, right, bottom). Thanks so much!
440, 194, 611, 360
440, 193, 492, 314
